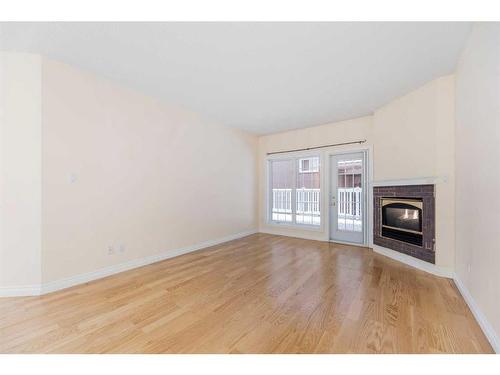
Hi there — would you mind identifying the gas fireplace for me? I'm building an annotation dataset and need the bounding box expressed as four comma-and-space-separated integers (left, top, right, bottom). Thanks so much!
373, 185, 435, 264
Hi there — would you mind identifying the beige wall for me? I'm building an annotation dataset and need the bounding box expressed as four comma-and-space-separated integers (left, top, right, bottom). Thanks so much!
0, 53, 258, 290
258, 76, 455, 270
372, 77, 455, 182
455, 23, 500, 345
40, 58, 258, 283
0, 53, 42, 289
373, 76, 456, 269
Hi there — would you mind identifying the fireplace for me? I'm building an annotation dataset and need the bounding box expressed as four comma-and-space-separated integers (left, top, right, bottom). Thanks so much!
381, 198, 423, 246
373, 185, 435, 264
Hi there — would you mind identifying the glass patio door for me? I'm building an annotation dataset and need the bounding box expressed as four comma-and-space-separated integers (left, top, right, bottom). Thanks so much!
329, 152, 366, 244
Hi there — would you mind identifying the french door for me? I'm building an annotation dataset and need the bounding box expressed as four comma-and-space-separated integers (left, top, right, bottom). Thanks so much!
329, 152, 367, 244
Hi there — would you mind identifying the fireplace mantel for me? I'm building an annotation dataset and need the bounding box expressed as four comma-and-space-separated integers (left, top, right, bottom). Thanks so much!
371, 176, 446, 187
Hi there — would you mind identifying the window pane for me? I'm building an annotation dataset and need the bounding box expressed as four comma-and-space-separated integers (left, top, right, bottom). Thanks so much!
302, 159, 309, 171
296, 156, 320, 226
337, 159, 362, 232
270, 159, 294, 223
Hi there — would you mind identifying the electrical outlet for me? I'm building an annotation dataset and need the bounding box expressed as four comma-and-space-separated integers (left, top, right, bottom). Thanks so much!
108, 246, 114, 255
119, 244, 125, 253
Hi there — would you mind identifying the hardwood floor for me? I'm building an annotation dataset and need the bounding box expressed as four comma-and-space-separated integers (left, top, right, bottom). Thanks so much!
0, 233, 493, 353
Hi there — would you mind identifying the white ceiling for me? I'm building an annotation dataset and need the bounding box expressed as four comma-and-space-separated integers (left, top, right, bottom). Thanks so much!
0, 22, 471, 134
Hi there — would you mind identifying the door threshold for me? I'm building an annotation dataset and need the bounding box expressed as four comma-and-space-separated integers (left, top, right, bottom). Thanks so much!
328, 239, 369, 248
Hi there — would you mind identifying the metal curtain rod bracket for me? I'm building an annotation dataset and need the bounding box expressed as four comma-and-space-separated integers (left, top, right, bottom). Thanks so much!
266, 140, 367, 156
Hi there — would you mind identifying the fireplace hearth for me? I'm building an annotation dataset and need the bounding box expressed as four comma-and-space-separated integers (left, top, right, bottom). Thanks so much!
373, 185, 435, 263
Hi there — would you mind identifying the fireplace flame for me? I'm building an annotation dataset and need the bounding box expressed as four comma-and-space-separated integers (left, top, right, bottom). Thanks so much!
401, 209, 419, 220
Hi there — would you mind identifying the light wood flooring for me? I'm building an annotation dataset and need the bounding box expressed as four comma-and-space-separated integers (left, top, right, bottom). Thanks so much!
0, 234, 493, 353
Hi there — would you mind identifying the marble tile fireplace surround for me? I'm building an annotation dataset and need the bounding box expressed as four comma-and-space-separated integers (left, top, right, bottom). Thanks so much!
373, 184, 435, 264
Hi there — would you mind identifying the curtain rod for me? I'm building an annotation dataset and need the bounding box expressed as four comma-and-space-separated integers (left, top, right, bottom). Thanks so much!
266, 140, 367, 156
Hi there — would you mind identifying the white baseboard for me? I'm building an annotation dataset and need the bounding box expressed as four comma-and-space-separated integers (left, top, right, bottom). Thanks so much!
0, 284, 42, 297
453, 275, 499, 353
372, 244, 453, 278
0, 229, 257, 298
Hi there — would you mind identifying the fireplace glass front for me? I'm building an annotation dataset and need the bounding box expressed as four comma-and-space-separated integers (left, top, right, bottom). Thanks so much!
381, 198, 423, 246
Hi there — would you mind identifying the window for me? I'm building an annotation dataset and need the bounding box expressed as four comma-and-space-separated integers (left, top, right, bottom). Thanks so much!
269, 159, 294, 223
299, 157, 319, 173
269, 156, 320, 226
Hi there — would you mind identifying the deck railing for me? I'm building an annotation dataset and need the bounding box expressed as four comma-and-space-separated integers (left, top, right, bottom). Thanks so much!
272, 188, 321, 215
272, 187, 361, 218
337, 187, 362, 219
272, 189, 292, 213
296, 188, 320, 214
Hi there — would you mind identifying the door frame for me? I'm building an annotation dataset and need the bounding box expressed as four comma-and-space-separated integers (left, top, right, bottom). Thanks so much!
326, 146, 372, 247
